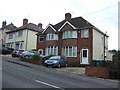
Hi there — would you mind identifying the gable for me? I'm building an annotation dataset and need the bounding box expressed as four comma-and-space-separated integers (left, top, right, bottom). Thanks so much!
58, 21, 76, 31
60, 23, 74, 31
44, 26, 55, 33
42, 24, 56, 33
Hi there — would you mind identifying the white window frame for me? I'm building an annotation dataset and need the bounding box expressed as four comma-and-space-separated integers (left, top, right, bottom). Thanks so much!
18, 30, 23, 37
81, 29, 89, 38
46, 33, 58, 40
62, 46, 77, 57
63, 30, 77, 39
8, 33, 13, 39
46, 46, 58, 56
39, 35, 44, 42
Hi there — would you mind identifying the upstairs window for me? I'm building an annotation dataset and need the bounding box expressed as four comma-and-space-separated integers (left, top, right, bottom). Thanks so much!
8, 33, 13, 39
81, 29, 89, 38
18, 30, 23, 37
46, 33, 58, 40
39, 35, 44, 42
63, 30, 77, 39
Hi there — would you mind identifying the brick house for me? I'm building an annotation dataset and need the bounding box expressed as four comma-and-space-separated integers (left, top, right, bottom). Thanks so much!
37, 13, 109, 66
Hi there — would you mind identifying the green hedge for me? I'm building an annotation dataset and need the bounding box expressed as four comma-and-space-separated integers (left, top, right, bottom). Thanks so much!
32, 54, 41, 60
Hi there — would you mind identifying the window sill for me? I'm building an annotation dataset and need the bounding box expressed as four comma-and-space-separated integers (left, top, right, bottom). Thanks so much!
62, 38, 77, 40
66, 56, 77, 58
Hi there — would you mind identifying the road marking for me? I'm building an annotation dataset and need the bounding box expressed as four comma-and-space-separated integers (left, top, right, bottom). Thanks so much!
34, 79, 65, 90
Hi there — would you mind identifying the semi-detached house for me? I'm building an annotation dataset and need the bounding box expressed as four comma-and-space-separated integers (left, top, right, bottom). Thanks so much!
6, 19, 43, 50
37, 13, 110, 66
0, 21, 17, 47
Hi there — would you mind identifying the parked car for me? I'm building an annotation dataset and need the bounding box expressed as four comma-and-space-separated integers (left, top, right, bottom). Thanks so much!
0, 46, 12, 55
19, 50, 38, 58
12, 49, 24, 57
44, 56, 68, 68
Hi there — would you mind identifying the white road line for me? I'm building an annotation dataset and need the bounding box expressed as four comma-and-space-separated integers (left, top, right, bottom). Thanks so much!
34, 79, 65, 90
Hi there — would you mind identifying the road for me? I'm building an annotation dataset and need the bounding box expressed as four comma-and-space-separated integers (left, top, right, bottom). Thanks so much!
2, 57, 118, 89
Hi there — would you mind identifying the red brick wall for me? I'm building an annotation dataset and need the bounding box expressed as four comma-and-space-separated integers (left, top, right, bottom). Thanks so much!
85, 66, 110, 78
77, 29, 93, 64
37, 23, 93, 66
37, 35, 46, 55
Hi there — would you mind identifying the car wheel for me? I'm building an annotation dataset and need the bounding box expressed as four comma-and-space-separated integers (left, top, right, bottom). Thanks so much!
24, 55, 29, 58
58, 63, 61, 68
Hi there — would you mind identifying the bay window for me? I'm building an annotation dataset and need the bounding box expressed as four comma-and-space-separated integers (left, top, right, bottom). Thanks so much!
46, 33, 58, 40
63, 30, 77, 39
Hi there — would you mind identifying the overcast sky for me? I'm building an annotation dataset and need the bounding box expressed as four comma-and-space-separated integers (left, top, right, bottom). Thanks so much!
0, 0, 119, 50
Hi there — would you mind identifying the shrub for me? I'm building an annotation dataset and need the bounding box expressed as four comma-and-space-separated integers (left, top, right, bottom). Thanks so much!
32, 54, 41, 60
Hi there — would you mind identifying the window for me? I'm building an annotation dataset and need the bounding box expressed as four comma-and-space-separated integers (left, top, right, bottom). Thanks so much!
20, 43, 23, 49
18, 30, 23, 37
81, 29, 89, 38
46, 46, 58, 56
46, 33, 58, 40
8, 33, 13, 39
39, 35, 44, 41
63, 30, 77, 39
15, 43, 19, 50
83, 50, 87, 57
62, 46, 77, 57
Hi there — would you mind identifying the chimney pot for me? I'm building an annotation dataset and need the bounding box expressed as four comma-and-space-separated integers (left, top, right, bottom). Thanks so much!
38, 23, 42, 28
2, 21, 7, 28
23, 18, 28, 26
65, 13, 71, 21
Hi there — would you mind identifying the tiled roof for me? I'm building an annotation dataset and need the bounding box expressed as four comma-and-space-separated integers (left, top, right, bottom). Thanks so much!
6, 23, 43, 33
53, 16, 94, 31
3, 23, 17, 31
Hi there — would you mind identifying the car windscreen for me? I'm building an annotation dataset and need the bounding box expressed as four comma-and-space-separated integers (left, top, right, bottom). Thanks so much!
49, 56, 61, 60
19, 50, 24, 52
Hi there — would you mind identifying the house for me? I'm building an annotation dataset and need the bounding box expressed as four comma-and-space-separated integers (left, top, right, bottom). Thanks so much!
37, 13, 109, 66
0, 21, 17, 47
6, 19, 43, 50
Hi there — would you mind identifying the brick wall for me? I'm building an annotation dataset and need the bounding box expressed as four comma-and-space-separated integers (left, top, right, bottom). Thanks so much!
85, 66, 110, 78
37, 24, 93, 66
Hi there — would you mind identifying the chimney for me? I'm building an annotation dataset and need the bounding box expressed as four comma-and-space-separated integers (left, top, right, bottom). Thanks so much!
65, 13, 71, 21
2, 21, 7, 28
23, 18, 28, 26
38, 23, 42, 28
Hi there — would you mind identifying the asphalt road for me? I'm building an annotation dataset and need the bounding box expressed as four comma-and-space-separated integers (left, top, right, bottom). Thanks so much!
2, 57, 118, 89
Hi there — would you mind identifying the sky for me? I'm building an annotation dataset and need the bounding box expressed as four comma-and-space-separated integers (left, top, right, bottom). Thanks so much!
0, 0, 119, 50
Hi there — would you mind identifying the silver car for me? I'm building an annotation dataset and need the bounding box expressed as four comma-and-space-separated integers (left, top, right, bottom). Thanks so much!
19, 50, 38, 58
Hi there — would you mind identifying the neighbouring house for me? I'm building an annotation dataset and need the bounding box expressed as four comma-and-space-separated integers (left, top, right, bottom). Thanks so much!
6, 19, 43, 50
37, 13, 111, 66
0, 21, 17, 47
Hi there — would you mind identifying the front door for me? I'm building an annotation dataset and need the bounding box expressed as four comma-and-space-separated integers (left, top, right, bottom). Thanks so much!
81, 49, 89, 64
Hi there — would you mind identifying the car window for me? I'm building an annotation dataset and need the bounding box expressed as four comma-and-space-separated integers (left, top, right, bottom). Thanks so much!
49, 56, 61, 59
